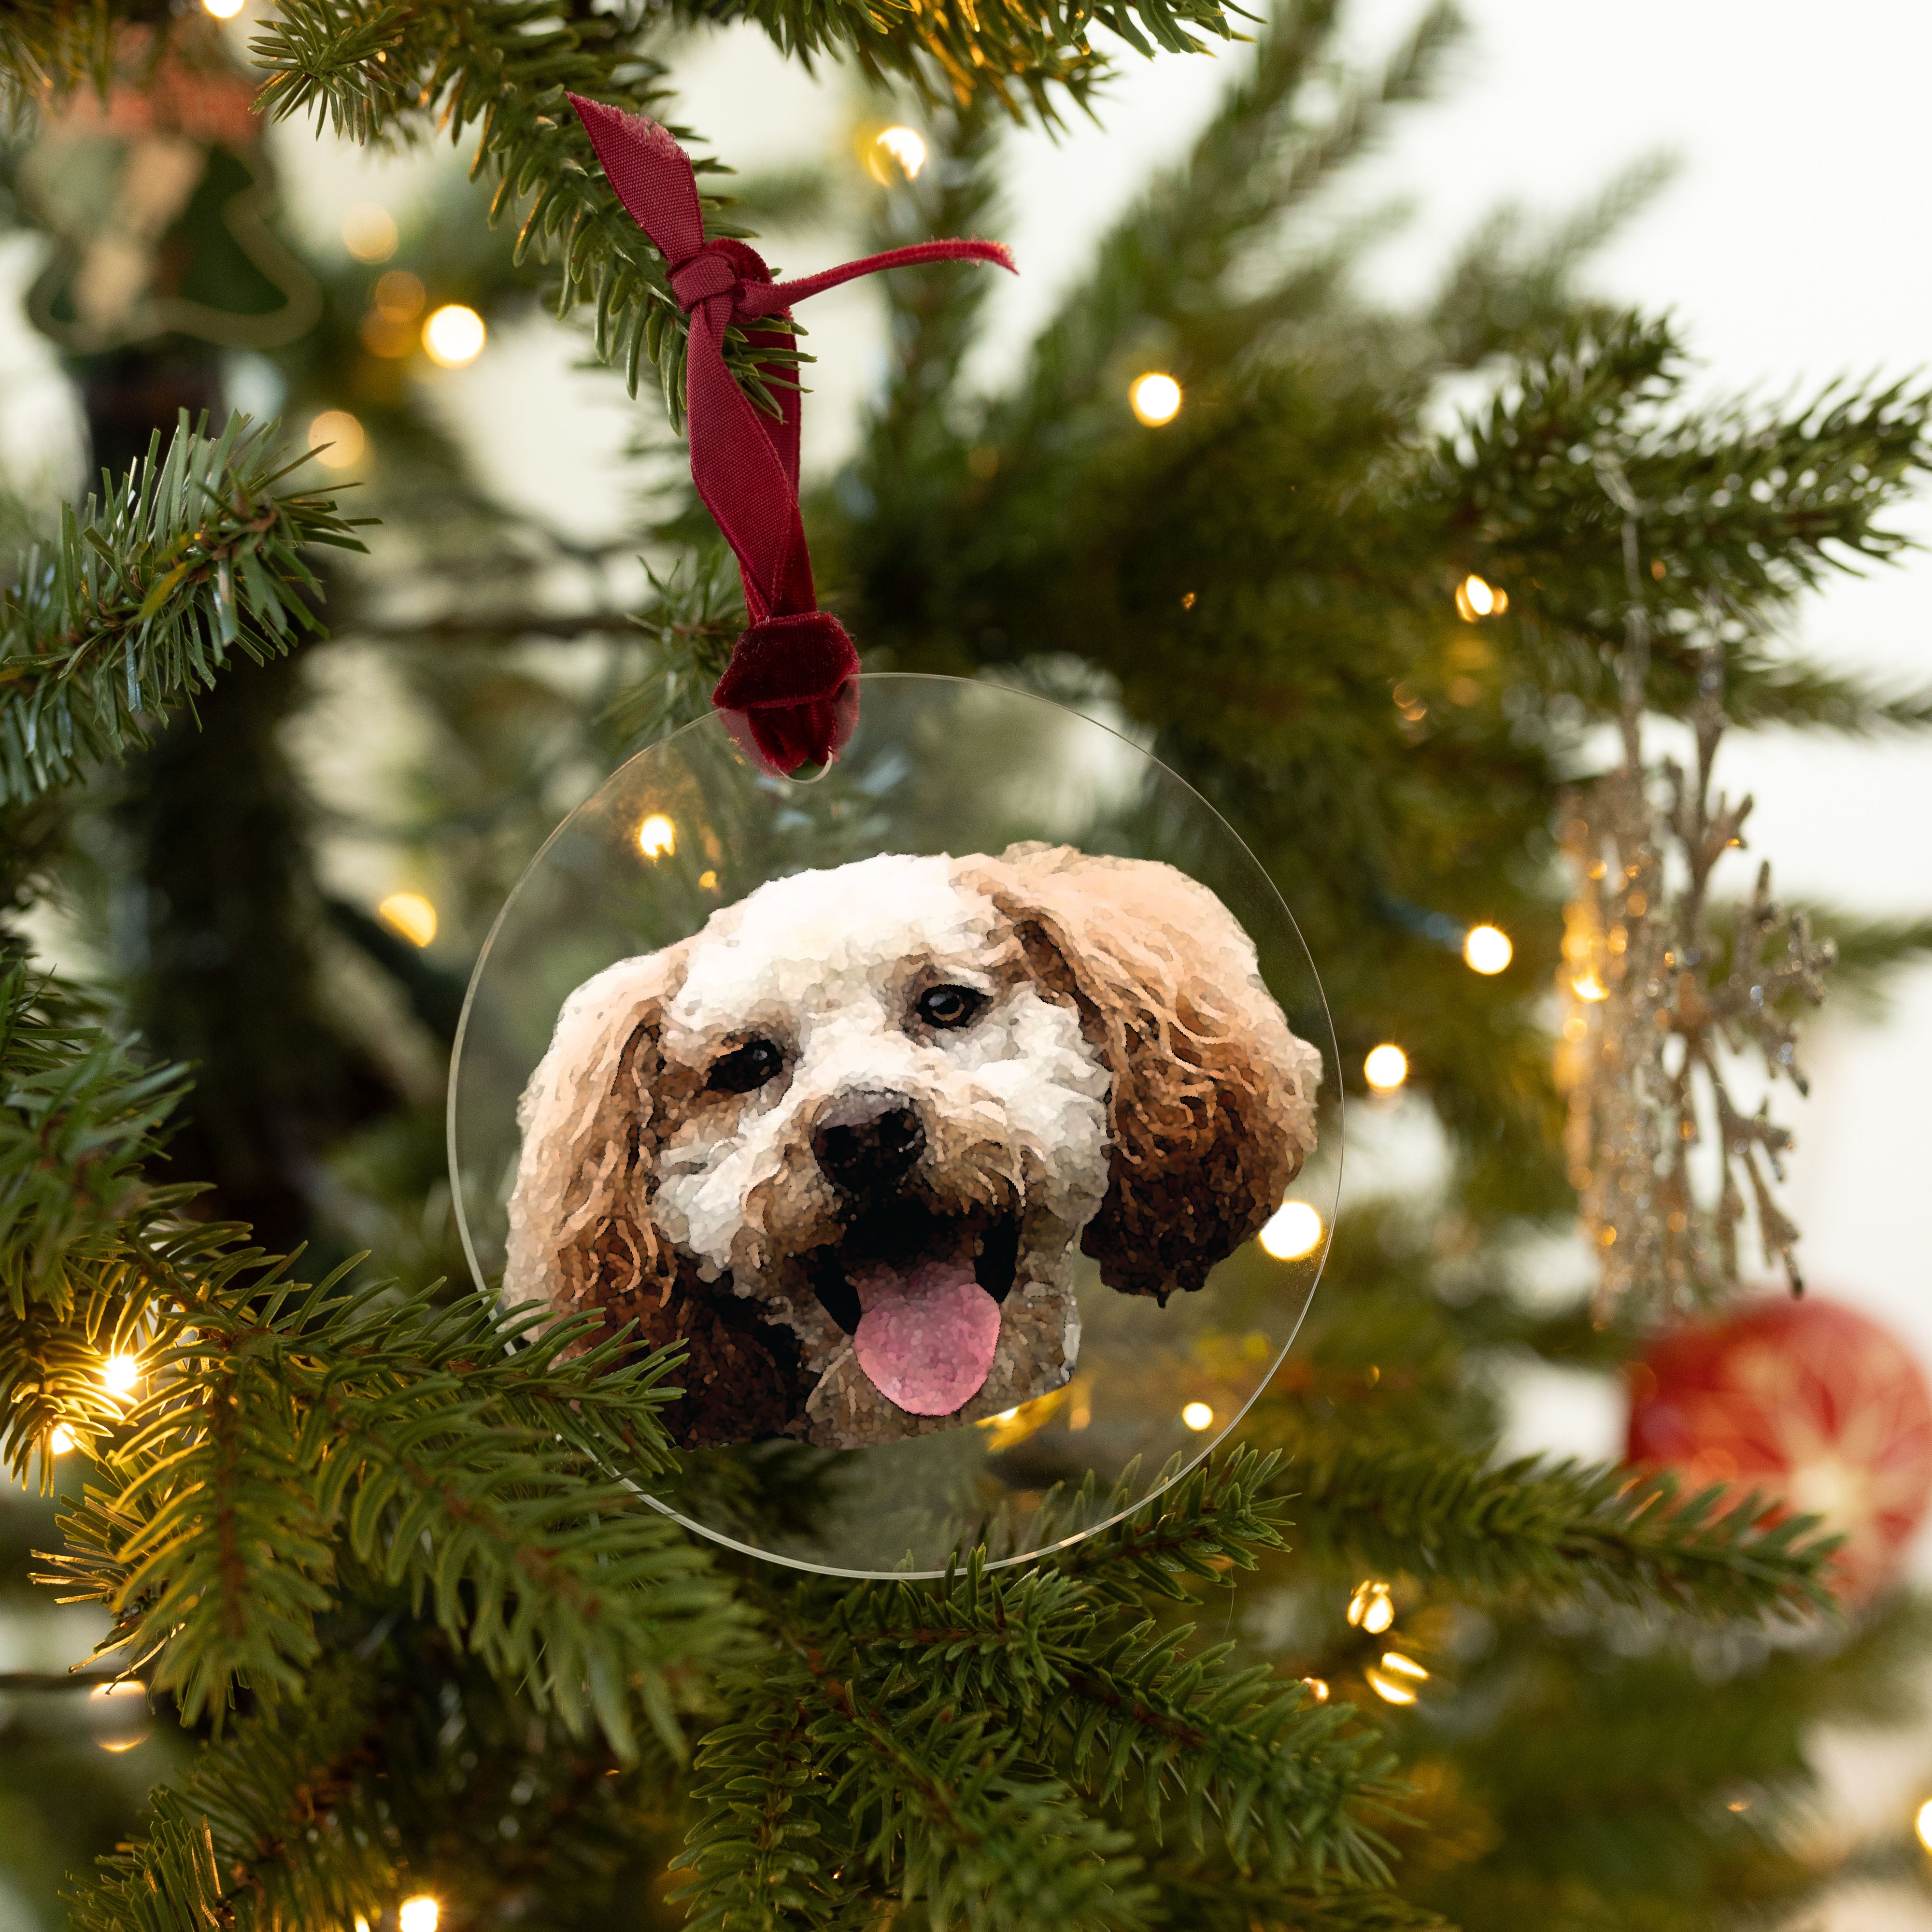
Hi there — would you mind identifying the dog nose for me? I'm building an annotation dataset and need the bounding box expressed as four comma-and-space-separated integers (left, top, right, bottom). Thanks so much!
811, 1089, 926, 1190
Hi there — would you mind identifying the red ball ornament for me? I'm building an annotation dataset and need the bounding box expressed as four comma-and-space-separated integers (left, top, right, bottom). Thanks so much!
1627, 1297, 1932, 1602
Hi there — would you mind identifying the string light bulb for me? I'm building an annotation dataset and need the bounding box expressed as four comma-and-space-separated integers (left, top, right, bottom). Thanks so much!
423, 304, 486, 368
1347, 1580, 1394, 1634
1300, 1676, 1330, 1704
1916, 1797, 1932, 1852
49, 1424, 75, 1455
1571, 968, 1609, 1003
1181, 1401, 1215, 1432
103, 1354, 139, 1396
378, 893, 438, 949
399, 1898, 440, 1932
201, 0, 245, 16
1259, 1200, 1323, 1260
637, 813, 677, 859
1453, 573, 1507, 621
1463, 924, 1512, 975
874, 128, 927, 179
89, 1681, 151, 1752
1379, 1651, 1429, 1681
1129, 373, 1182, 426
1365, 1666, 1418, 1706
1364, 1043, 1408, 1092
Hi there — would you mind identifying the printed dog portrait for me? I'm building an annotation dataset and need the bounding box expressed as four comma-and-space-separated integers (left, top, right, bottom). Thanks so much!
502, 843, 1321, 1449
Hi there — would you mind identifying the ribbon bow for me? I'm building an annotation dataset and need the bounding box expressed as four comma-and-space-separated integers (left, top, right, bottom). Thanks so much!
569, 96, 1015, 773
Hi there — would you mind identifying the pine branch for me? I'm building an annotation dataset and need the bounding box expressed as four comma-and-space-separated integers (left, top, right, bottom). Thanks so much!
0, 414, 366, 805
67, 1655, 402, 1932
1280, 1446, 1841, 1622
19, 1209, 745, 1751
671, 0, 1236, 115
1147, 1865, 1449, 1931
1426, 153, 1678, 368
0, 0, 152, 123
993, 0, 1462, 453
248, 0, 793, 423
0, 965, 190, 1317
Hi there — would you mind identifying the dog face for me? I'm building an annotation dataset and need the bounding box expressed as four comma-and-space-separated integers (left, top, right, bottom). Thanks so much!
503, 844, 1321, 1449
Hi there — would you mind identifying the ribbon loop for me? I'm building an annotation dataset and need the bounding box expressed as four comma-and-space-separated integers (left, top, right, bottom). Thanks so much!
569, 93, 1015, 773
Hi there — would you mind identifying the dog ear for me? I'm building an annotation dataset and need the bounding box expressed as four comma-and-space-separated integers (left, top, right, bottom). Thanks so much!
504, 945, 695, 1328
504, 943, 811, 1448
966, 844, 1321, 1301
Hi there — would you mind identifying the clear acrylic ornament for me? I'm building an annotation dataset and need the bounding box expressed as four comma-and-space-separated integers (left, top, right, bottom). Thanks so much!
450, 675, 1340, 1577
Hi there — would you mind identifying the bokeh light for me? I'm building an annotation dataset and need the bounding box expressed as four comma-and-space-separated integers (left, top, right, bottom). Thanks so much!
1259, 1200, 1323, 1260
1129, 372, 1182, 426
875, 128, 927, 179
1463, 924, 1513, 974
103, 1354, 139, 1395
637, 813, 677, 859
1181, 1401, 1215, 1432
423, 304, 486, 369
1364, 1043, 1408, 1092
309, 410, 366, 470
341, 203, 398, 263
399, 1899, 440, 1932
377, 893, 439, 948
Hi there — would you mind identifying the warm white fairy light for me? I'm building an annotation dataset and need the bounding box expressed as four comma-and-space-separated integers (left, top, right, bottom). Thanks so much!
1129, 373, 1182, 426
103, 1354, 140, 1396
1347, 1580, 1394, 1634
378, 893, 438, 949
637, 813, 677, 859
1454, 573, 1508, 622
1916, 1798, 1932, 1852
1380, 1651, 1429, 1681
49, 1424, 76, 1456
399, 1898, 440, 1932
309, 410, 366, 470
89, 1681, 151, 1753
1363, 1043, 1408, 1092
1463, 924, 1512, 975
422, 305, 486, 369
1259, 1200, 1323, 1261
201, 0, 245, 16
875, 128, 928, 179
1571, 968, 1609, 1003
1301, 1676, 1330, 1704
1365, 1666, 1417, 1706
1180, 1401, 1215, 1432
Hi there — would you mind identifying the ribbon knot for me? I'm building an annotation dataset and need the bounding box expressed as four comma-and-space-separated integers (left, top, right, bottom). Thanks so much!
667, 246, 744, 314
569, 94, 1014, 773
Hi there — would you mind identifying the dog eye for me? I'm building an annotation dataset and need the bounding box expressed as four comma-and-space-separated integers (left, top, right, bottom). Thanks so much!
707, 1037, 783, 1094
916, 984, 987, 1031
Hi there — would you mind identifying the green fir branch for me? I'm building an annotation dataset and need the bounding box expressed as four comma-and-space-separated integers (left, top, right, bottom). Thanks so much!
248, 0, 796, 422
0, 965, 190, 1317
33, 1246, 743, 1749
0, 414, 366, 804
67, 1657, 402, 1932
1283, 1446, 1841, 1621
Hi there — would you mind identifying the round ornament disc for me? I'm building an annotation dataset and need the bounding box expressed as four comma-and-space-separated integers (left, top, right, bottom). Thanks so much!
450, 675, 1340, 1576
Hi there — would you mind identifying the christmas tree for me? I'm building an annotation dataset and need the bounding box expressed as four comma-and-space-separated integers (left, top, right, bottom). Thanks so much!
5, 3, 1932, 1930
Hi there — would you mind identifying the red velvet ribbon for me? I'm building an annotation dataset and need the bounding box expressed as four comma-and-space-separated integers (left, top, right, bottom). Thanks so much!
569, 96, 1015, 773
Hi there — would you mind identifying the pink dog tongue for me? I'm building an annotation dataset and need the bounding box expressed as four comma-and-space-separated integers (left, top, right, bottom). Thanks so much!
852, 1260, 1002, 1416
